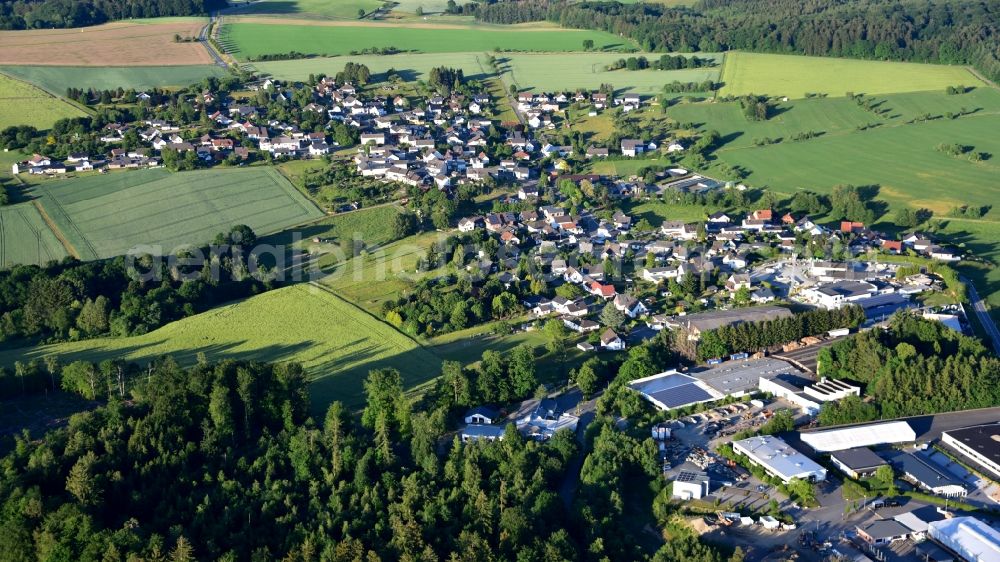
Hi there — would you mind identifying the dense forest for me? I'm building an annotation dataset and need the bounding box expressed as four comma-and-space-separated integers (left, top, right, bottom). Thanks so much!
0, 354, 747, 561
475, 0, 1000, 82
0, 0, 224, 29
817, 313, 1000, 423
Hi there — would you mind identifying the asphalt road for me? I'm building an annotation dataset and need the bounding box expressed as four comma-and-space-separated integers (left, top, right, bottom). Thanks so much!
962, 276, 1000, 355
200, 14, 228, 67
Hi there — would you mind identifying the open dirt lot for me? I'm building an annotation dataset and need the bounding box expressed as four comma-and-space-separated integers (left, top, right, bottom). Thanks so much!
0, 19, 213, 66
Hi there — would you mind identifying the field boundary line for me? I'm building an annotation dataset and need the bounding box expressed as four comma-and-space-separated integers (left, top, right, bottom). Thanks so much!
306, 281, 441, 356
714, 51, 730, 100
35, 186, 97, 259
32, 200, 79, 259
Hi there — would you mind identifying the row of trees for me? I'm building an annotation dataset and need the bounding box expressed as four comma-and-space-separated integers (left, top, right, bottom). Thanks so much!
693, 305, 867, 360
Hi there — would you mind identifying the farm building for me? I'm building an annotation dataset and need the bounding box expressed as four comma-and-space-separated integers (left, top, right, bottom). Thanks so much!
941, 424, 1000, 482
672, 471, 710, 500
928, 517, 1000, 562
732, 435, 828, 483
830, 447, 888, 479
800, 421, 917, 453
628, 371, 722, 411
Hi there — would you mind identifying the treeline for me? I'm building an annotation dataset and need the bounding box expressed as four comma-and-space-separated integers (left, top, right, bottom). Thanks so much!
605, 53, 713, 71
692, 305, 866, 360
0, 0, 225, 29
817, 313, 1000, 422
662, 79, 719, 93
0, 226, 267, 359
474, 0, 1000, 83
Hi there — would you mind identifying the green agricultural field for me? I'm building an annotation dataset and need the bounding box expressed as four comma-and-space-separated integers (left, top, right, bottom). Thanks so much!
221, 22, 628, 60
263, 204, 406, 261
390, 0, 454, 14
0, 283, 443, 411
503, 52, 720, 94
255, 52, 492, 82
0, 65, 227, 95
714, 113, 1000, 215
0, 72, 86, 129
32, 167, 323, 260
225, 0, 385, 19
719, 51, 983, 99
0, 202, 69, 266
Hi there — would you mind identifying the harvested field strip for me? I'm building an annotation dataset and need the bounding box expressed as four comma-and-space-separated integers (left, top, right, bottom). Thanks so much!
0, 20, 213, 66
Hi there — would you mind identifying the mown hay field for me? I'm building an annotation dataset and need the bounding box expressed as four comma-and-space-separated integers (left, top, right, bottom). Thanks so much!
33, 167, 323, 260
0, 283, 444, 411
0, 202, 69, 267
0, 65, 227, 94
503, 52, 720, 94
719, 51, 984, 99
0, 72, 86, 128
224, 0, 385, 19
254, 52, 492, 82
221, 21, 628, 60
0, 19, 213, 66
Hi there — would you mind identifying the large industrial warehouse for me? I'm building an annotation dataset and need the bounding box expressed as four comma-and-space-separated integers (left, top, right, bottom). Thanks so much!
941, 424, 1000, 482
800, 420, 917, 453
732, 435, 828, 483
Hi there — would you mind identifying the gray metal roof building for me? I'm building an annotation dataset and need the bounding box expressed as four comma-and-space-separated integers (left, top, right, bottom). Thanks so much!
732, 435, 828, 483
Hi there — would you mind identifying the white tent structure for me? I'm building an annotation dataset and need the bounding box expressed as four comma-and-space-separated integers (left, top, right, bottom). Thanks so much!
928, 517, 1000, 562
801, 421, 917, 453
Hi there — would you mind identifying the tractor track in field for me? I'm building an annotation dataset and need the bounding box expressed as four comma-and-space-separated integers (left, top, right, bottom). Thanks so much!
33, 199, 81, 260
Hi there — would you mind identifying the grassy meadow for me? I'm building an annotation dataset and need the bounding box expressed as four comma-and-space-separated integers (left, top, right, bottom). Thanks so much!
719, 52, 984, 99
714, 113, 1000, 215
0, 72, 86, 129
0, 65, 227, 95
502, 52, 720, 94
224, 0, 385, 19
0, 283, 443, 412
31, 167, 323, 260
221, 21, 628, 60
255, 52, 492, 82
0, 202, 70, 266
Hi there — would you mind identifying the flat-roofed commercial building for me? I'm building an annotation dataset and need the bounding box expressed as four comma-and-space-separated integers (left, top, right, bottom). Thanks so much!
830, 447, 888, 479
941, 424, 1000, 482
732, 435, 827, 483
801, 421, 917, 453
928, 516, 1000, 562
629, 370, 723, 411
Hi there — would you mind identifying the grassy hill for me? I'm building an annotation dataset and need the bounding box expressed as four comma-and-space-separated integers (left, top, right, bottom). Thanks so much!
0, 283, 443, 412
0, 72, 86, 129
